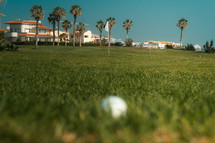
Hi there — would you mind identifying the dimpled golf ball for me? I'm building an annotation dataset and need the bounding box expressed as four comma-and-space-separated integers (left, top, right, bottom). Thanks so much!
101, 96, 127, 118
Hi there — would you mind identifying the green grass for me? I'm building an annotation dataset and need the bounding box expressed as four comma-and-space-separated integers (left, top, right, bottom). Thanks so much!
1, 46, 215, 143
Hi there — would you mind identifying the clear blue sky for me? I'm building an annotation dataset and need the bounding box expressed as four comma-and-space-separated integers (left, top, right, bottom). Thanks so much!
1, 0, 215, 46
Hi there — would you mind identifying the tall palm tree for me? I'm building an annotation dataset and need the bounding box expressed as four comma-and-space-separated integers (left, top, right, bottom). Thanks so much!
30, 5, 44, 49
48, 12, 57, 46
123, 19, 133, 44
76, 22, 85, 47
106, 17, 116, 47
177, 18, 188, 46
62, 19, 72, 46
96, 20, 104, 47
70, 5, 82, 47
53, 7, 66, 46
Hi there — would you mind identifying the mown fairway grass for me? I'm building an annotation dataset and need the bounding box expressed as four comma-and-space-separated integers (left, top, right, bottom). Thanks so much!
1, 46, 215, 143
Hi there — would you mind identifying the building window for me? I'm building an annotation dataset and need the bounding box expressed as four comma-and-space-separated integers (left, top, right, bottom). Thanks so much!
40, 29, 46, 33
15, 28, 17, 32
84, 35, 88, 38
10, 28, 13, 32
25, 28, 30, 33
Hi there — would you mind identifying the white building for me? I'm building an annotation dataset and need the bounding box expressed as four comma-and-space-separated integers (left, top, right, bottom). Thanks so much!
50, 30, 69, 42
133, 42, 140, 47
142, 41, 166, 49
194, 45, 202, 51
69, 30, 94, 43
69, 30, 116, 44
141, 41, 179, 49
4, 20, 53, 42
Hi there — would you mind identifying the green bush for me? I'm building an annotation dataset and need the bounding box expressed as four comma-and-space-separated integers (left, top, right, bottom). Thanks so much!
185, 44, 195, 51
12, 41, 111, 47
0, 32, 18, 51
204, 40, 214, 53
126, 38, 133, 47
165, 45, 174, 49
114, 42, 123, 46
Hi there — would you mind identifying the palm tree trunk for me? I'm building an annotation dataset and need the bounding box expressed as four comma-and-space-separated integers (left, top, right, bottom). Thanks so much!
73, 17, 76, 47
79, 33, 82, 47
65, 30, 67, 46
57, 20, 60, 46
100, 30, 102, 47
126, 29, 129, 44
35, 20, 39, 49
180, 28, 183, 46
109, 28, 111, 47
53, 23, 55, 46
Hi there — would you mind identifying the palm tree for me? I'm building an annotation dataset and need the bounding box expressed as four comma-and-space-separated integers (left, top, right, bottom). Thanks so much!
30, 5, 44, 49
48, 12, 57, 46
123, 19, 133, 45
70, 5, 82, 47
53, 7, 66, 46
106, 17, 116, 48
0, 0, 6, 5
62, 19, 72, 46
59, 33, 68, 43
76, 22, 86, 47
177, 18, 188, 46
96, 20, 104, 47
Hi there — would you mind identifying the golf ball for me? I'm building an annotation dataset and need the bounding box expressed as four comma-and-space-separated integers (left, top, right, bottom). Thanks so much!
101, 96, 127, 118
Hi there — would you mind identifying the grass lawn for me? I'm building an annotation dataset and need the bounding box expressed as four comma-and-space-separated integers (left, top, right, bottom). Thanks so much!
1, 46, 215, 143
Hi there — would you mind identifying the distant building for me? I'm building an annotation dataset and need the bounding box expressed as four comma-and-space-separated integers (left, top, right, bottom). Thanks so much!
4, 20, 53, 42
133, 42, 140, 47
141, 41, 180, 49
194, 45, 202, 51
0, 28, 9, 33
69, 30, 116, 44
91, 34, 100, 43
50, 30, 68, 42
102, 36, 115, 44
69, 30, 94, 43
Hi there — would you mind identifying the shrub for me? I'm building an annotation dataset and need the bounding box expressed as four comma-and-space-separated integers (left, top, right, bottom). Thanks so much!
12, 41, 111, 47
0, 32, 18, 51
126, 38, 133, 47
185, 44, 195, 51
114, 42, 123, 47
165, 45, 174, 49
204, 40, 214, 53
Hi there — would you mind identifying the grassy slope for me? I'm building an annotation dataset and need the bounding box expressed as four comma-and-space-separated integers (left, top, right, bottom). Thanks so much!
1, 46, 215, 143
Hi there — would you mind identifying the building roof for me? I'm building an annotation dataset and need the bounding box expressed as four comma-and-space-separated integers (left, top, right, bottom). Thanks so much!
147, 41, 174, 45
32, 25, 52, 30
5, 20, 42, 25
0, 29, 9, 32
19, 34, 53, 37
0, 13, 6, 17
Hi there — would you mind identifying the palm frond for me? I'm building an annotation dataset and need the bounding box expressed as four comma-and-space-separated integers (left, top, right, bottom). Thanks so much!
62, 19, 72, 32
53, 7, 66, 22
177, 18, 188, 29
70, 5, 82, 18
96, 20, 104, 32
30, 5, 44, 21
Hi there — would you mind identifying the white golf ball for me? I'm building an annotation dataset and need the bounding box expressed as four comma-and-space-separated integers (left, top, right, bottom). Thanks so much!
101, 96, 127, 118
